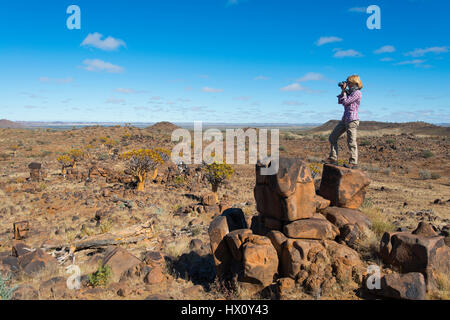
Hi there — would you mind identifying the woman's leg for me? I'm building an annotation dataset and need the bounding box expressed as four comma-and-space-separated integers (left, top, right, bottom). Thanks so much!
328, 121, 346, 161
346, 120, 359, 164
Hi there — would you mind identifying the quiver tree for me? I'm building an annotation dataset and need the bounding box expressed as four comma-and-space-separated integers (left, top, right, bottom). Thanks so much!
100, 137, 118, 154
121, 149, 166, 191
57, 155, 74, 175
203, 162, 234, 200
152, 148, 171, 179
68, 149, 84, 168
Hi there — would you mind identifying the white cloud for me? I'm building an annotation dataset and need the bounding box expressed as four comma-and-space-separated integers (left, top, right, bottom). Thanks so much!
394, 59, 425, 65
282, 100, 305, 106
81, 32, 126, 51
348, 7, 366, 13
105, 97, 126, 104
39, 77, 73, 84
333, 49, 363, 58
82, 59, 124, 73
316, 36, 343, 46
405, 46, 449, 57
115, 88, 136, 94
297, 72, 324, 82
202, 87, 224, 93
280, 83, 305, 92
374, 45, 396, 54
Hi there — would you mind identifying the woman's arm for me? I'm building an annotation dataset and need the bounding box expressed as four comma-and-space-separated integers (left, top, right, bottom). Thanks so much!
338, 90, 361, 106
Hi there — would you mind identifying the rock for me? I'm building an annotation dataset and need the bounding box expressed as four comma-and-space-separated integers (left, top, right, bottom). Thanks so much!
11, 284, 38, 300
0, 255, 20, 274
143, 251, 165, 267
277, 277, 295, 294
224, 229, 253, 261
377, 272, 426, 300
254, 158, 316, 222
221, 208, 248, 230
39, 276, 70, 299
283, 218, 339, 240
201, 192, 217, 206
145, 294, 171, 300
13, 221, 30, 240
267, 230, 288, 259
412, 222, 438, 237
379, 230, 450, 292
318, 164, 371, 209
280, 239, 326, 279
241, 235, 278, 287
144, 266, 165, 285
108, 283, 130, 297
208, 215, 232, 279
263, 216, 283, 231
11, 242, 32, 257
102, 246, 142, 283
182, 285, 204, 297
18, 248, 57, 276
322, 207, 372, 232
314, 195, 330, 212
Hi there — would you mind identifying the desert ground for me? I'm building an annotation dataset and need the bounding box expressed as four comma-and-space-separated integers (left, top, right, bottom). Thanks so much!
0, 120, 448, 300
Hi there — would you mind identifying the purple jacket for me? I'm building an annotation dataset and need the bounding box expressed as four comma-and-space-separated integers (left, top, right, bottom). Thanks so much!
338, 90, 361, 123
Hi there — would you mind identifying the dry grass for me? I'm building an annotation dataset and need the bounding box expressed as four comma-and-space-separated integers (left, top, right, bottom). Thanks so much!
360, 207, 396, 237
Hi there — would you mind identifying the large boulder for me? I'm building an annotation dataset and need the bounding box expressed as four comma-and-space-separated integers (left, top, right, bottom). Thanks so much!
18, 248, 57, 276
283, 218, 339, 240
241, 235, 278, 287
208, 208, 248, 279
318, 164, 370, 209
225, 229, 253, 261
322, 207, 373, 247
254, 158, 316, 222
280, 239, 326, 279
102, 247, 142, 283
376, 272, 426, 300
380, 229, 450, 292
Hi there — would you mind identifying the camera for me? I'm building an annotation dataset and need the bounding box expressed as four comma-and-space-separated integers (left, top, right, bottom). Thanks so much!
338, 81, 347, 88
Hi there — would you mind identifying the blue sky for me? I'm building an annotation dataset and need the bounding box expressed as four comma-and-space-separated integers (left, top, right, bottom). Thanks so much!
0, 0, 449, 123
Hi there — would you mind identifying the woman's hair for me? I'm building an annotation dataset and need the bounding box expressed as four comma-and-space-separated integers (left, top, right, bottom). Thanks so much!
347, 75, 363, 89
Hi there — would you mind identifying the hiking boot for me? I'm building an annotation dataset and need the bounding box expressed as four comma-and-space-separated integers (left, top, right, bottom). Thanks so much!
322, 158, 338, 165
344, 163, 359, 169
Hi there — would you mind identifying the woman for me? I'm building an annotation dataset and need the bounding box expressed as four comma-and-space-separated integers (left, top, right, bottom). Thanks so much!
324, 74, 363, 169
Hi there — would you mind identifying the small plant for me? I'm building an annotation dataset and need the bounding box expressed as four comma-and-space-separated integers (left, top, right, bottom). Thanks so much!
385, 139, 395, 144
309, 163, 322, 179
173, 175, 186, 185
361, 207, 395, 237
203, 162, 234, 197
419, 170, 432, 180
360, 140, 370, 146
121, 148, 166, 191
88, 262, 112, 287
0, 273, 17, 300
97, 153, 109, 161
9, 145, 19, 157
99, 220, 113, 234
421, 150, 434, 158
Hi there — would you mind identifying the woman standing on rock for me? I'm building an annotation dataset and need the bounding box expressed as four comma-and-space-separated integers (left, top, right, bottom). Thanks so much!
324, 74, 363, 169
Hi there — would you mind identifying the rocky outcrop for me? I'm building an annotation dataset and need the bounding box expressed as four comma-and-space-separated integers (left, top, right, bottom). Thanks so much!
318, 164, 371, 209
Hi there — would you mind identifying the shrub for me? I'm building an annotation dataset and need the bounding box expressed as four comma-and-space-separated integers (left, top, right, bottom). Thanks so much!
360, 140, 370, 146
68, 149, 84, 167
385, 139, 395, 144
88, 263, 112, 287
203, 162, 234, 195
419, 170, 432, 180
422, 150, 434, 158
97, 153, 109, 161
0, 273, 17, 300
121, 148, 166, 191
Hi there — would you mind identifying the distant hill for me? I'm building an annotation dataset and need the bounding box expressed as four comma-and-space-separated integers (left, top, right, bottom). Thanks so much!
308, 120, 450, 136
0, 119, 24, 128
147, 121, 180, 132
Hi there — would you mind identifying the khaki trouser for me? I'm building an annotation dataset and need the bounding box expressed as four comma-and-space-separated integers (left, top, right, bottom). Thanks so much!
328, 120, 359, 165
